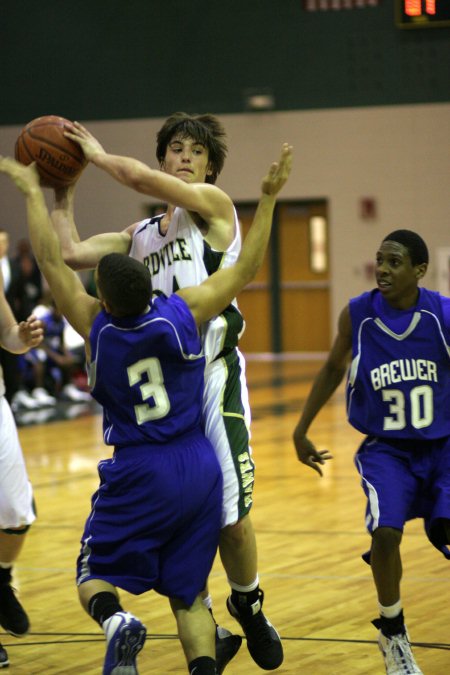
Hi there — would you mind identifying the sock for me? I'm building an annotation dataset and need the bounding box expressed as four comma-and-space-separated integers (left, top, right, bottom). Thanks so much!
202, 594, 213, 611
0, 565, 12, 585
229, 575, 260, 614
88, 592, 123, 627
378, 599, 402, 619
188, 656, 216, 674
379, 610, 405, 637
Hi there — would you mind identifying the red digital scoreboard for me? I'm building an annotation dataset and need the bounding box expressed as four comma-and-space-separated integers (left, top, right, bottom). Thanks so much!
396, 0, 450, 28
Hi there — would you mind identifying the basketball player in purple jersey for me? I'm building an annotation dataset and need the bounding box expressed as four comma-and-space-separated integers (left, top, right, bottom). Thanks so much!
0, 148, 291, 675
293, 230, 450, 675
57, 115, 287, 672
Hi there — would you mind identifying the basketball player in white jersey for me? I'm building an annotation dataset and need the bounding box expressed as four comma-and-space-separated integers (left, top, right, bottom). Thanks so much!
0, 269, 43, 668
55, 117, 291, 672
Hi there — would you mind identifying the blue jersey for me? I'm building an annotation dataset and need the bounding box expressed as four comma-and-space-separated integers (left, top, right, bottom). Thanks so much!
88, 294, 205, 445
347, 288, 450, 440
41, 309, 65, 354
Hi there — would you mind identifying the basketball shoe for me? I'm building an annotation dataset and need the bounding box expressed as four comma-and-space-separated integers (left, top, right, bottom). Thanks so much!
102, 611, 147, 675
215, 625, 242, 674
11, 389, 40, 412
0, 577, 30, 637
377, 627, 423, 674
227, 589, 283, 670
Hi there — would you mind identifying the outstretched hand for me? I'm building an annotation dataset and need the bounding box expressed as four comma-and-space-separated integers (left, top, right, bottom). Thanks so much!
261, 143, 293, 196
293, 429, 333, 477
0, 156, 40, 194
18, 315, 44, 349
64, 121, 105, 162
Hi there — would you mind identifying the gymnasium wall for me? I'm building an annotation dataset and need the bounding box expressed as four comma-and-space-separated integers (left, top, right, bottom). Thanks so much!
1, 2, 449, 344
1, 1, 449, 124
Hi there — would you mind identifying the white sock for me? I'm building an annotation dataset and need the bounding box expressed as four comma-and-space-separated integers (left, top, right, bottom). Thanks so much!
378, 599, 402, 619
228, 574, 259, 593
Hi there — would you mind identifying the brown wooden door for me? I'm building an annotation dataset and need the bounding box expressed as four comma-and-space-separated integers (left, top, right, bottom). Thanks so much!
236, 201, 330, 353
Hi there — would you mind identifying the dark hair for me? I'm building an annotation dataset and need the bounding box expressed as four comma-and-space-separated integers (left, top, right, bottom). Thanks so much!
156, 112, 228, 184
382, 229, 429, 266
96, 253, 151, 317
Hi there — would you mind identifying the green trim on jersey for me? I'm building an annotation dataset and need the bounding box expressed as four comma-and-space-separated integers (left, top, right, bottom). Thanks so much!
221, 350, 254, 517
203, 242, 244, 355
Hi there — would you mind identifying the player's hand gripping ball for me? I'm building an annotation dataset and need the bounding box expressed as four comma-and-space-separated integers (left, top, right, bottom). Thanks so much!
15, 115, 87, 189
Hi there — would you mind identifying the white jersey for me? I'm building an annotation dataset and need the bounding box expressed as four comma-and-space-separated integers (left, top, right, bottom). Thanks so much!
130, 206, 253, 527
129, 206, 244, 362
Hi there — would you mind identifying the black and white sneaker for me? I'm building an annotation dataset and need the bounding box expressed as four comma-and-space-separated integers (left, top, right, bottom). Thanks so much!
215, 625, 242, 674
227, 590, 283, 670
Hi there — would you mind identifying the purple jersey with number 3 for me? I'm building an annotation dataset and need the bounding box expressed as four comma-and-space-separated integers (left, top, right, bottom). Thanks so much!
347, 288, 450, 440
78, 294, 223, 605
88, 294, 205, 446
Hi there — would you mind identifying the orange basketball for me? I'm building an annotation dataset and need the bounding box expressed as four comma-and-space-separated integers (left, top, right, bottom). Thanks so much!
15, 115, 87, 189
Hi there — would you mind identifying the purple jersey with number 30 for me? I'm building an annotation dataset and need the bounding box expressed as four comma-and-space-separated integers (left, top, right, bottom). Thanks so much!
347, 288, 450, 440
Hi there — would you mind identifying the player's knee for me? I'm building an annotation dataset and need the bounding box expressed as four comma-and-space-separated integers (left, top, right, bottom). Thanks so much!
220, 515, 250, 548
372, 526, 402, 553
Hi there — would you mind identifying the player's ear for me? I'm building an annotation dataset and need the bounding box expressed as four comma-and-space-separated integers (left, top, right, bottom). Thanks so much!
102, 300, 114, 314
415, 262, 427, 280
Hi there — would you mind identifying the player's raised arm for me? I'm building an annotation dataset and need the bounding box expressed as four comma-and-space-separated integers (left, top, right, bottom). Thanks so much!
64, 121, 233, 227
179, 143, 293, 326
51, 183, 132, 270
0, 158, 100, 345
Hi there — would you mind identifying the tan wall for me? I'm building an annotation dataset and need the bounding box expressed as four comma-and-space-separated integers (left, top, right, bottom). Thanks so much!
1, 103, 449, 345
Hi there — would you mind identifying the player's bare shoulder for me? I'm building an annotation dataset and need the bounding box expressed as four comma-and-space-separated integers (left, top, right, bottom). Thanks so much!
193, 183, 236, 250
123, 221, 141, 236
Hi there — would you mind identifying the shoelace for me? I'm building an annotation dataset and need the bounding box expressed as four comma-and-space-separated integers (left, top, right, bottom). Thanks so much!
384, 634, 419, 673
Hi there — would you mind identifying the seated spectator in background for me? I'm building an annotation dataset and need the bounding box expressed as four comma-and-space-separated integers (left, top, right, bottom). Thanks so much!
24, 294, 90, 405
0, 228, 39, 411
14, 238, 42, 319
15, 239, 43, 316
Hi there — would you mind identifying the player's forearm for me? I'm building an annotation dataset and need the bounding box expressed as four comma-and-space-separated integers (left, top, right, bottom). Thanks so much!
1, 324, 30, 354
295, 364, 346, 436
54, 225, 129, 270
91, 152, 158, 194
25, 186, 65, 282
237, 192, 276, 284
52, 187, 131, 269
90, 151, 205, 210
51, 197, 82, 266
